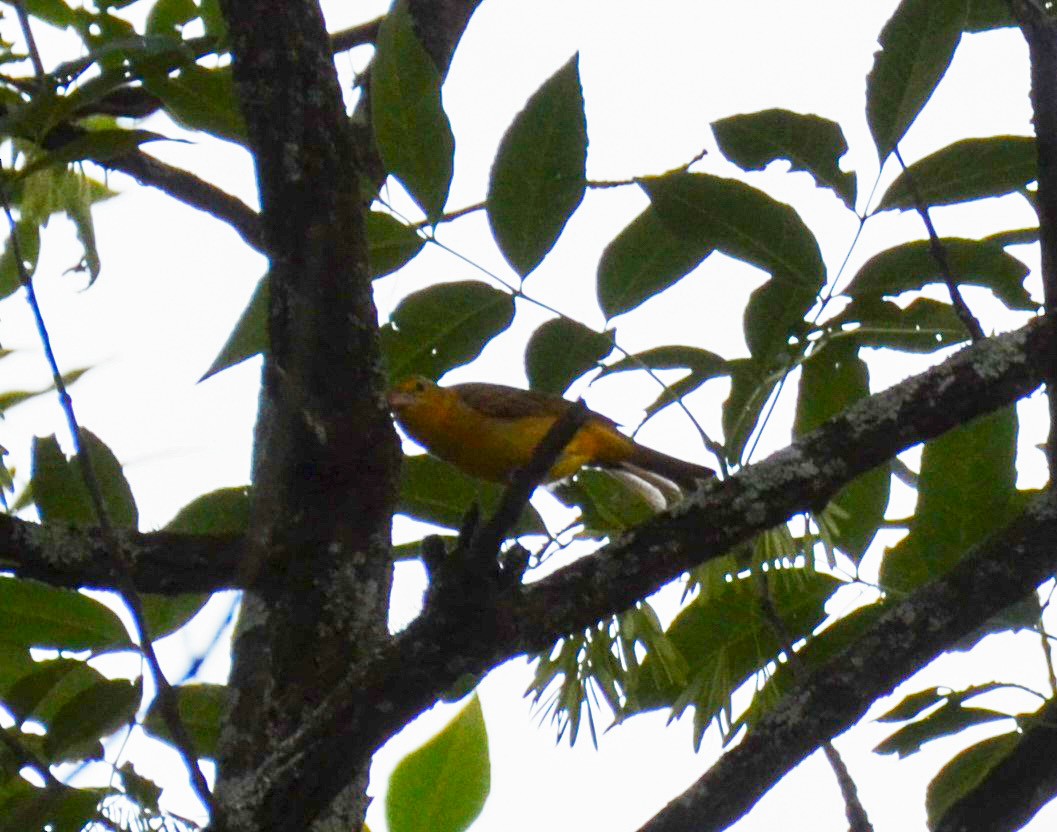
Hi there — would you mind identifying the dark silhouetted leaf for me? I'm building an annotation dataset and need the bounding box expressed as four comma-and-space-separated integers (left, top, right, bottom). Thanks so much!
143, 682, 227, 759
381, 281, 515, 383
835, 297, 969, 353
165, 486, 251, 535
844, 238, 1035, 311
866, 0, 967, 160
795, 341, 889, 561
0, 221, 40, 300
880, 406, 1017, 592
597, 207, 712, 318
44, 677, 140, 762
877, 136, 1036, 211
201, 276, 267, 381
524, 318, 614, 395
368, 211, 425, 278
372, 2, 454, 218
145, 65, 246, 144
488, 55, 587, 275
713, 109, 856, 209
32, 430, 138, 528
0, 579, 130, 652
927, 733, 1020, 828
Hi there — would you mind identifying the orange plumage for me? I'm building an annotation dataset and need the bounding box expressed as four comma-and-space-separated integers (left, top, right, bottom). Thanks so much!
387, 376, 714, 488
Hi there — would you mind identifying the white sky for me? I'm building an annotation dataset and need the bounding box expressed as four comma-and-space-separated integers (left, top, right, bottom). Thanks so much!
1, 1, 1054, 831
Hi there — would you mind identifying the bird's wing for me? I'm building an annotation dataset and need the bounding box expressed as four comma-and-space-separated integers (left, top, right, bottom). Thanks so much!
452, 382, 617, 426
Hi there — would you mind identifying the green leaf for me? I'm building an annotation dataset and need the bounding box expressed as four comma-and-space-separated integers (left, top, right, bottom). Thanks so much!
874, 701, 1009, 758
0, 578, 130, 652
926, 732, 1020, 828
146, 0, 197, 36
876, 136, 1037, 211
844, 237, 1035, 311
381, 281, 515, 383
552, 469, 659, 538
32, 430, 138, 528
712, 109, 857, 209
0, 779, 106, 832
143, 682, 227, 759
643, 172, 825, 292
795, 342, 889, 561
964, 0, 1015, 31
524, 318, 613, 395
0, 367, 90, 413
0, 644, 36, 694
742, 272, 815, 367
0, 221, 40, 301
386, 694, 490, 832
722, 359, 778, 464
642, 172, 824, 363
735, 602, 889, 732
44, 677, 140, 762
630, 570, 842, 737
487, 55, 587, 276
367, 211, 425, 278
397, 454, 545, 535
866, 0, 968, 160
21, 0, 79, 29
20, 129, 173, 178
144, 65, 246, 144
371, 1, 454, 218
834, 297, 970, 353
600, 345, 728, 380
596, 207, 712, 319
201, 275, 267, 381
877, 686, 948, 722
165, 485, 251, 534
118, 763, 163, 815
3, 658, 107, 726
880, 406, 1017, 593
141, 593, 210, 640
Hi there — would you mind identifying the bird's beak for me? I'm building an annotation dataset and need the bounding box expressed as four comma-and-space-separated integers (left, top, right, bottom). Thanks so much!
387, 390, 414, 410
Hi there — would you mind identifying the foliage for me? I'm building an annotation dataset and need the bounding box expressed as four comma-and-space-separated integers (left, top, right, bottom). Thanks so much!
0, 0, 1049, 830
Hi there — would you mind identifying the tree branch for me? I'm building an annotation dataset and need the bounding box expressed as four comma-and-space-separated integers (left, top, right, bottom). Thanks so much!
1015, 2, 1057, 479
633, 487, 1057, 832
0, 514, 240, 593
251, 316, 1056, 819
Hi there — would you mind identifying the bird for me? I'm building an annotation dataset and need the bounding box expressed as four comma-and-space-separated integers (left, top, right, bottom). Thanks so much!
387, 375, 715, 489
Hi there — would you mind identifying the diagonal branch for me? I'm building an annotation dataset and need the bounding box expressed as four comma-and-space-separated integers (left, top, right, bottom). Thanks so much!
251, 316, 1056, 819
635, 487, 1057, 832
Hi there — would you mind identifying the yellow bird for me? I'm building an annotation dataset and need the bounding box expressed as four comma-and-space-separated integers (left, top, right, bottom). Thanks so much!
387, 376, 714, 489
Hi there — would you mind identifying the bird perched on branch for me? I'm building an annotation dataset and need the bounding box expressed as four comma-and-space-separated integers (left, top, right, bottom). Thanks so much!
387, 375, 715, 489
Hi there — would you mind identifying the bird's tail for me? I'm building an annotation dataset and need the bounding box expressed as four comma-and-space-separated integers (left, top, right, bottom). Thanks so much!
616, 444, 715, 491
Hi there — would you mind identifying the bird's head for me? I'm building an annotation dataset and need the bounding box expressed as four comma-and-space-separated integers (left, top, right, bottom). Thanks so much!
387, 375, 447, 416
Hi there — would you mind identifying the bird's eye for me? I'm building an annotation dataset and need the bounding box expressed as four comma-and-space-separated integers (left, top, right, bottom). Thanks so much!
412, 379, 427, 393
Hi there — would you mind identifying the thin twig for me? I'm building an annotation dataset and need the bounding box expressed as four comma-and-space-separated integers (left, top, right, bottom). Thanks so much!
12, 0, 45, 79
753, 567, 874, 832
0, 172, 214, 812
894, 147, 985, 341
415, 226, 726, 472
470, 400, 591, 561
330, 17, 383, 53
